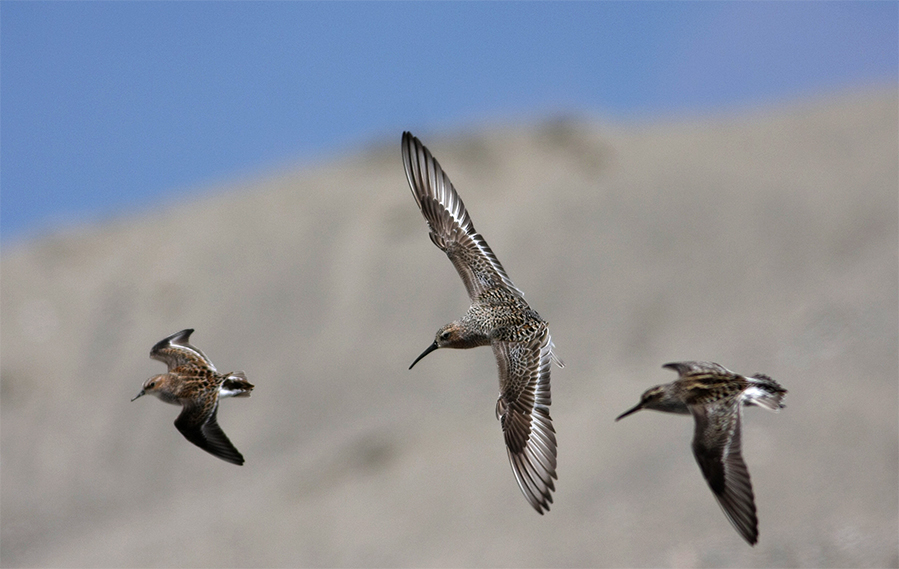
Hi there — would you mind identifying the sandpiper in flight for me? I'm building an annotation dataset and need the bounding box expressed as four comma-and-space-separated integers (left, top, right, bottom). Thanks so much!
403, 132, 563, 514
132, 329, 254, 465
616, 361, 787, 545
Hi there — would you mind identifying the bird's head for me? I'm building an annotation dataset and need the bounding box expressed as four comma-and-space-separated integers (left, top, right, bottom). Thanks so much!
615, 384, 673, 421
131, 374, 170, 402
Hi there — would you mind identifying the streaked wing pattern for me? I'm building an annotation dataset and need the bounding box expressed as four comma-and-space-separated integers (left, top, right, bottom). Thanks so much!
690, 402, 759, 545
402, 132, 525, 300
494, 328, 557, 514
150, 329, 216, 372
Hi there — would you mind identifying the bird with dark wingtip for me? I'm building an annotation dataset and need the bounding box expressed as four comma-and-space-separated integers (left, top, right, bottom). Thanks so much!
616, 361, 787, 545
132, 329, 254, 465
403, 132, 564, 514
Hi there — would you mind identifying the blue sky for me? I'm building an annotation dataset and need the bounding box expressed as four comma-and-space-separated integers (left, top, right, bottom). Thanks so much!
2, 2, 896, 243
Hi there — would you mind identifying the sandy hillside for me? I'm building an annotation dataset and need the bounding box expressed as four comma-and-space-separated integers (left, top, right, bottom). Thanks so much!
2, 87, 897, 568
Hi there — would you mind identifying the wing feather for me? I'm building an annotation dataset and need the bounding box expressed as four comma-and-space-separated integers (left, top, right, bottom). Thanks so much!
663, 361, 733, 378
493, 329, 557, 514
690, 403, 759, 545
174, 400, 245, 466
402, 132, 524, 300
151, 329, 216, 372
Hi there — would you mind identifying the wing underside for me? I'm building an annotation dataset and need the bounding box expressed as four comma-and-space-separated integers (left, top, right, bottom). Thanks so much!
494, 328, 557, 514
402, 132, 524, 300
175, 400, 245, 466
690, 403, 759, 544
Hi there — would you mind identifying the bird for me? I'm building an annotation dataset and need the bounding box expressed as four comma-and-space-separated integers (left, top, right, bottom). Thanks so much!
132, 329, 253, 465
402, 131, 563, 514
616, 361, 787, 545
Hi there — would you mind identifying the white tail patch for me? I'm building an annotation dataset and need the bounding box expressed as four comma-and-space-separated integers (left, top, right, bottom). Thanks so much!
742, 385, 783, 411
220, 371, 253, 398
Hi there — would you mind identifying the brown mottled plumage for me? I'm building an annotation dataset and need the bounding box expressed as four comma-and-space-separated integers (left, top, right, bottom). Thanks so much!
616, 361, 787, 545
132, 329, 253, 465
403, 132, 563, 514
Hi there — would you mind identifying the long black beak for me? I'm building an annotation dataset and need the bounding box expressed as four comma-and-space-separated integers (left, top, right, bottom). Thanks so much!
409, 341, 439, 370
615, 402, 644, 421
131, 390, 145, 402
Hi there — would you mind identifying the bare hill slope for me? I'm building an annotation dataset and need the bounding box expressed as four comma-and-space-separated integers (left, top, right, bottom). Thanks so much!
2, 87, 897, 567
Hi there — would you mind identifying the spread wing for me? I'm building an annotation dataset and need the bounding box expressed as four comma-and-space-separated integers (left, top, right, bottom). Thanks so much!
493, 328, 557, 514
402, 132, 524, 300
690, 401, 758, 545
150, 329, 216, 372
174, 398, 245, 466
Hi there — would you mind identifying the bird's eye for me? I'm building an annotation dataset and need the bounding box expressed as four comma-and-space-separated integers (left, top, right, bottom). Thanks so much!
147, 381, 156, 389
440, 331, 451, 341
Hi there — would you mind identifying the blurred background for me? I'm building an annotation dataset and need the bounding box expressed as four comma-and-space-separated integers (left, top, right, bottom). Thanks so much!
1, 3, 897, 568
